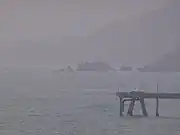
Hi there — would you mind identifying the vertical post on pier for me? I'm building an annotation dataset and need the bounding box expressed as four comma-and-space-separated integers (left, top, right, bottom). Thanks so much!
120, 97, 123, 116
156, 84, 159, 116
140, 98, 148, 116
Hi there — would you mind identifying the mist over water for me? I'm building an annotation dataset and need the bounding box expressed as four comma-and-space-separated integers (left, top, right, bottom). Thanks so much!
0, 69, 180, 135
1, 1, 180, 134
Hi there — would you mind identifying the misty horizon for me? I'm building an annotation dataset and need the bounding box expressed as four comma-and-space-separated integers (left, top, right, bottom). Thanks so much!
0, 0, 179, 67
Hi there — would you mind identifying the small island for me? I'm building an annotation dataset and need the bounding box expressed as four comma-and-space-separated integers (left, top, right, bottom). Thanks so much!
120, 65, 133, 71
53, 66, 74, 73
76, 61, 115, 72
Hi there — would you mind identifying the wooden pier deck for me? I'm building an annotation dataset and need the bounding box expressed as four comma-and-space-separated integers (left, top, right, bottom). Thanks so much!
116, 92, 180, 99
116, 90, 180, 117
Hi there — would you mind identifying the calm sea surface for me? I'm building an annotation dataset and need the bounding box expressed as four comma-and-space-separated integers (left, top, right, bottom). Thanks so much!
0, 69, 180, 135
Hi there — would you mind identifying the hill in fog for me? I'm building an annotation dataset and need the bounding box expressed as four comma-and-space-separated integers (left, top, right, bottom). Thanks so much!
83, 3, 180, 66
139, 46, 180, 72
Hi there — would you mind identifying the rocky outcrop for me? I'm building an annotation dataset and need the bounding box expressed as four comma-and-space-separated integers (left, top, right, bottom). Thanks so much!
76, 61, 115, 72
53, 66, 74, 73
120, 66, 132, 71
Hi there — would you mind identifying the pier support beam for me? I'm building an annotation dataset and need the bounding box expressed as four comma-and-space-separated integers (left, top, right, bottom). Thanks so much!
127, 99, 135, 116
140, 98, 148, 116
122, 100, 125, 113
156, 84, 159, 116
119, 97, 123, 116
156, 97, 159, 116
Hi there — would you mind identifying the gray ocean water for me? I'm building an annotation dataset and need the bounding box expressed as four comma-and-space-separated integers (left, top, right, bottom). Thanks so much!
0, 69, 180, 135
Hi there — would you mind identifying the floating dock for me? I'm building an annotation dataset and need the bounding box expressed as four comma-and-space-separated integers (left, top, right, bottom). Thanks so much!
116, 87, 180, 117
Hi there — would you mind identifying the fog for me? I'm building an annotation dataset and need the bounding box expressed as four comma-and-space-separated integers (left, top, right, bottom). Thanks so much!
0, 0, 179, 67
1, 1, 180, 134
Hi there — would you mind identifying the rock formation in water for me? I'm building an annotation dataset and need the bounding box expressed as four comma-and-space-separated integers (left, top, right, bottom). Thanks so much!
120, 65, 133, 71
53, 66, 74, 73
76, 61, 115, 72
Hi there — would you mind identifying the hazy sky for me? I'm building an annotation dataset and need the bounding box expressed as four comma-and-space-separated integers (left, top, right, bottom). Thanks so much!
0, 0, 178, 67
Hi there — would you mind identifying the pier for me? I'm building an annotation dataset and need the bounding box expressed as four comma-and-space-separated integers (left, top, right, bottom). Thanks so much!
116, 87, 180, 117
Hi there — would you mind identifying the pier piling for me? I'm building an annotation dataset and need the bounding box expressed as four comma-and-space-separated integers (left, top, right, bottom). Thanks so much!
140, 98, 148, 116
156, 97, 159, 116
120, 97, 123, 116
127, 99, 135, 116
156, 84, 159, 116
